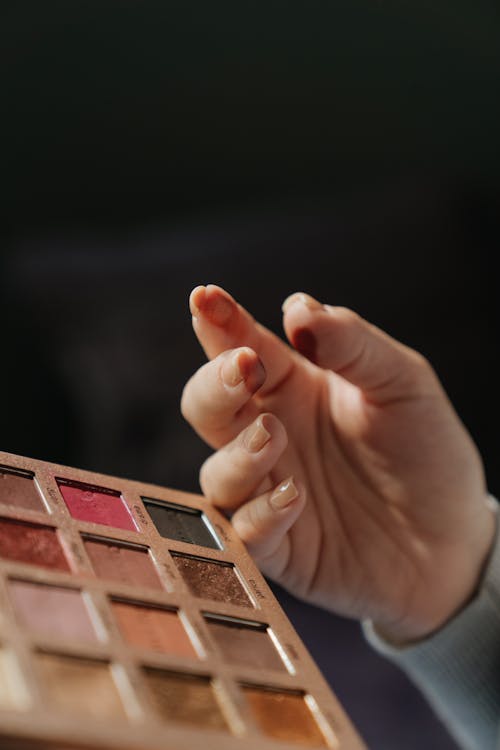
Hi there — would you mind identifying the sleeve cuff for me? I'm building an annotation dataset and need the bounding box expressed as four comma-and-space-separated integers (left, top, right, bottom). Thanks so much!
363, 496, 500, 750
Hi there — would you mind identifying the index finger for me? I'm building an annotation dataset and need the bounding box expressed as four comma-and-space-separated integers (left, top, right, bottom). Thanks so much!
190, 285, 296, 395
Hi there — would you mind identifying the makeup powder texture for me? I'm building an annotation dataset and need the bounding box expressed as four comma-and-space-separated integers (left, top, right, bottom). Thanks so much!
35, 654, 125, 720
243, 687, 325, 746
0, 649, 22, 709
8, 580, 98, 642
58, 482, 138, 532
0, 519, 70, 571
0, 470, 45, 512
143, 500, 220, 549
205, 617, 285, 672
84, 538, 163, 590
143, 668, 227, 730
111, 600, 196, 658
172, 555, 251, 607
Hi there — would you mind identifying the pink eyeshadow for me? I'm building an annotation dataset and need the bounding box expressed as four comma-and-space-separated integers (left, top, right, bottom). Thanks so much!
8, 580, 98, 642
84, 538, 163, 590
0, 469, 46, 512
57, 481, 138, 532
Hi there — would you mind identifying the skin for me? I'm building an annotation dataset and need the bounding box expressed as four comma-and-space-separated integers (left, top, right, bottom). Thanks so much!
181, 284, 496, 643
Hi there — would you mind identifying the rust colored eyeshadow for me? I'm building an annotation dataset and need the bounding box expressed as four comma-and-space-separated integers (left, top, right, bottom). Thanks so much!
243, 686, 325, 746
0, 469, 45, 512
35, 653, 125, 719
172, 554, 251, 607
111, 600, 196, 658
205, 616, 285, 672
0, 519, 70, 571
84, 537, 163, 590
143, 668, 227, 731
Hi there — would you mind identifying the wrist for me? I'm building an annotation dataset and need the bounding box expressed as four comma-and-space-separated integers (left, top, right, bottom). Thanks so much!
373, 496, 498, 647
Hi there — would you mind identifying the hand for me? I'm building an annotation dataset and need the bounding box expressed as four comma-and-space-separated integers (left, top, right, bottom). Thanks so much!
181, 285, 496, 642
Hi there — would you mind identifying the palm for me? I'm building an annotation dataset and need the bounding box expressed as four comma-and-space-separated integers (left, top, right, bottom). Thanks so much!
256, 357, 485, 626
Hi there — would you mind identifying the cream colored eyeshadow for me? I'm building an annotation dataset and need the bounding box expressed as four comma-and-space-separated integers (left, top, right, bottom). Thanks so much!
0, 649, 27, 710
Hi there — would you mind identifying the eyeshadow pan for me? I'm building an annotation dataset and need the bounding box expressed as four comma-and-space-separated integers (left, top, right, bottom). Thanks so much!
111, 600, 196, 658
243, 686, 326, 746
8, 580, 98, 643
204, 616, 286, 672
57, 481, 138, 532
172, 554, 251, 608
0, 469, 45, 513
0, 519, 70, 572
143, 499, 220, 549
83, 537, 163, 590
35, 653, 125, 720
143, 668, 227, 731
0, 650, 24, 710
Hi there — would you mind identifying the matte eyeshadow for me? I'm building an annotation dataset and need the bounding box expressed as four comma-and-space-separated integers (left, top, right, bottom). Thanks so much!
0, 650, 20, 709
0, 519, 70, 571
172, 554, 251, 607
84, 537, 163, 590
143, 668, 227, 730
111, 600, 196, 658
143, 499, 220, 549
205, 617, 285, 672
243, 687, 325, 746
57, 481, 138, 532
35, 653, 125, 719
0, 470, 45, 512
8, 580, 98, 642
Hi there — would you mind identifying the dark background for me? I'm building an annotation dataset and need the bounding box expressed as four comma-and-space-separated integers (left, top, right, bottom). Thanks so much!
2, 2, 500, 748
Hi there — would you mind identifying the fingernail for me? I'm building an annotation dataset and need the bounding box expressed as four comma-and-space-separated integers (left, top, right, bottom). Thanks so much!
189, 286, 206, 318
282, 292, 323, 313
244, 415, 271, 453
205, 287, 235, 326
292, 327, 317, 363
270, 476, 298, 509
221, 352, 244, 388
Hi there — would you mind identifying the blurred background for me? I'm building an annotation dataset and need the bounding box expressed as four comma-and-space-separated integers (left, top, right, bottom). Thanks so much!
2, 2, 500, 747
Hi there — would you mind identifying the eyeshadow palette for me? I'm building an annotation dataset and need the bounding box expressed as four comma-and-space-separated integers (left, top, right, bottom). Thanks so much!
0, 450, 365, 750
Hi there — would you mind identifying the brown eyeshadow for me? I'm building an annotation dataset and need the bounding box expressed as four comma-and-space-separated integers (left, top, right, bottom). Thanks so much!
172, 554, 251, 607
35, 653, 125, 720
111, 600, 196, 658
0, 519, 70, 571
143, 668, 227, 731
0, 470, 45, 513
243, 686, 325, 746
205, 616, 286, 672
83, 537, 163, 590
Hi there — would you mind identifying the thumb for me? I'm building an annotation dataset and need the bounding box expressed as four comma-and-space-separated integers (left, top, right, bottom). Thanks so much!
282, 293, 434, 404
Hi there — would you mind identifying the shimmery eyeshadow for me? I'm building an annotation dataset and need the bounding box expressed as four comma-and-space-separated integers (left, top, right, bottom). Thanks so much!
57, 481, 137, 532
204, 616, 286, 672
35, 654, 125, 719
143, 668, 227, 730
142, 499, 220, 549
0, 519, 70, 572
111, 600, 196, 658
83, 537, 163, 590
0, 469, 45, 512
172, 554, 251, 607
8, 580, 98, 643
243, 686, 326, 746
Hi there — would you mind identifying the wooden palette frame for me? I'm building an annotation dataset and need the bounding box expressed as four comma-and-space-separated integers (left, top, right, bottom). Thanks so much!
0, 450, 366, 750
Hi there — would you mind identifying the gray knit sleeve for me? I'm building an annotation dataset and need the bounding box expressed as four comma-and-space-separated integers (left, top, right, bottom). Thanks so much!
363, 499, 500, 750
